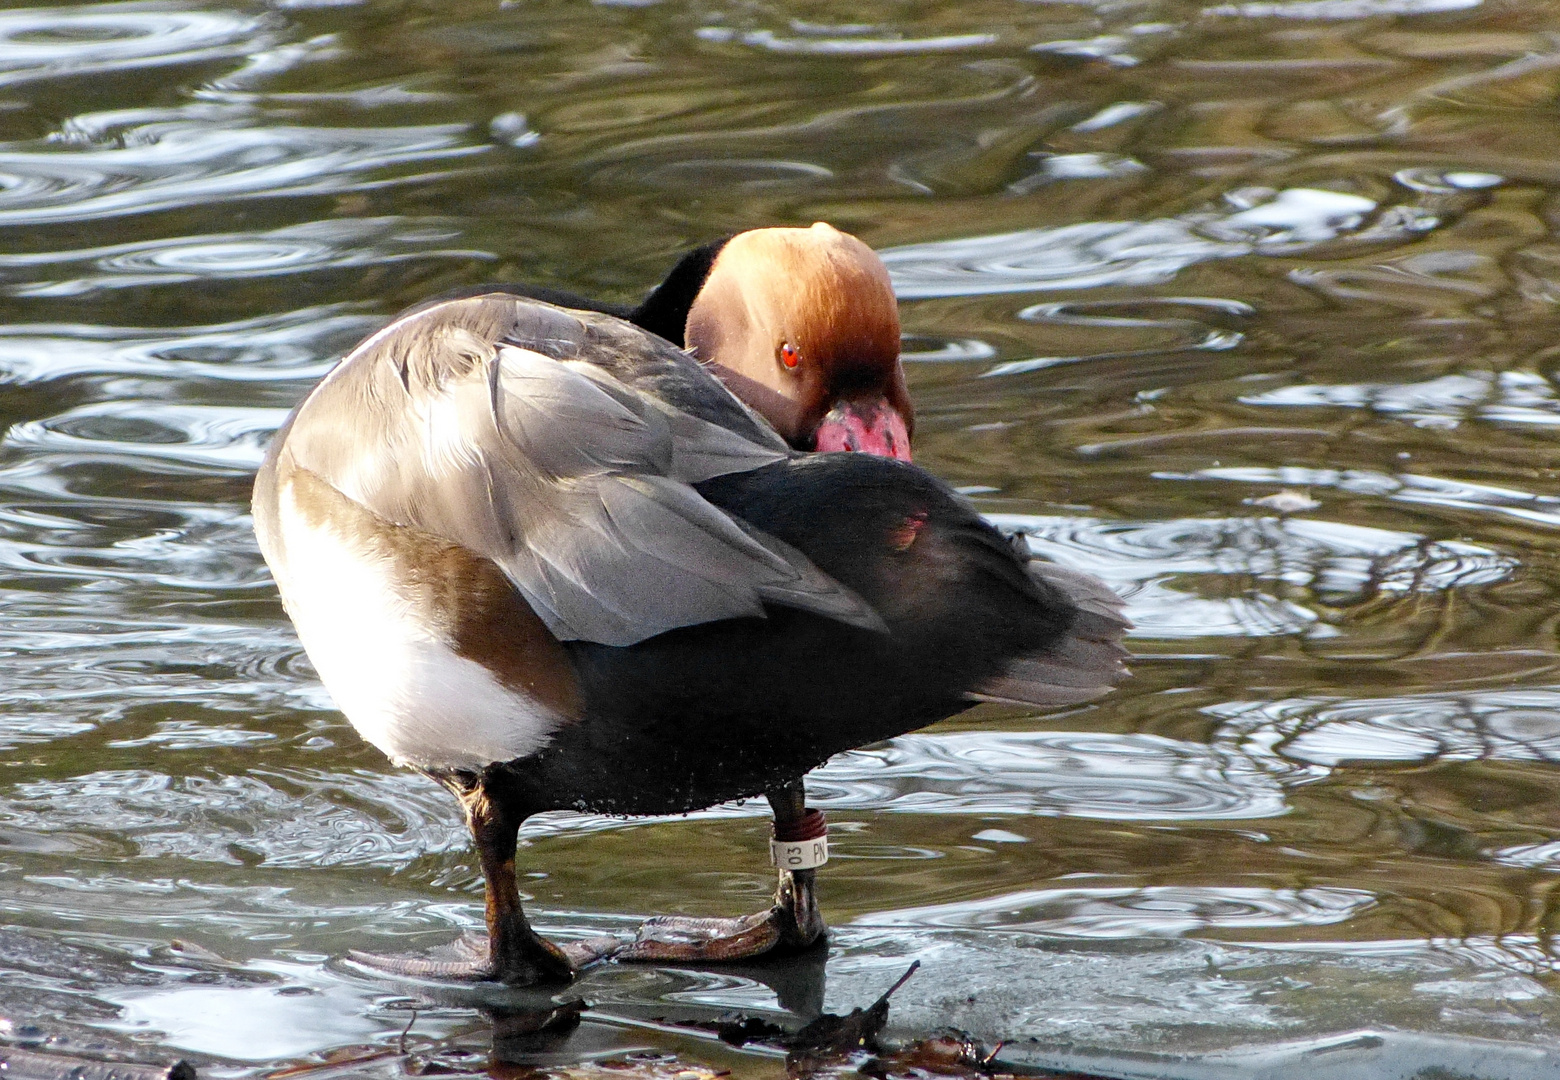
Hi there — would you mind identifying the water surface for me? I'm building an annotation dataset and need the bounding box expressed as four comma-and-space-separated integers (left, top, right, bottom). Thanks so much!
4, 0, 1560, 1074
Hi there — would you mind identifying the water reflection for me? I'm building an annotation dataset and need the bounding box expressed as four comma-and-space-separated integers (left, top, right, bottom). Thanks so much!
0, 5, 269, 88
858, 885, 1373, 937
982, 297, 1248, 377
1166, 465, 1560, 530
810, 731, 1291, 820
0, 110, 480, 225
516, 728, 1290, 844
5, 767, 463, 868
1211, 689, 1560, 767
1205, 0, 1481, 16
6, 400, 287, 470
0, 308, 369, 383
0, 217, 489, 296
991, 513, 1511, 636
696, 27, 1001, 56
880, 182, 1480, 299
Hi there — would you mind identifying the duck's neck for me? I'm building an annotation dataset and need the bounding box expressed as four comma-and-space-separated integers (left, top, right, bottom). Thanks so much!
628, 237, 730, 346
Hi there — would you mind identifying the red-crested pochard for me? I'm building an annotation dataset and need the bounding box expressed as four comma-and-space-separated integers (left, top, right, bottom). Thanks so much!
251, 224, 1129, 985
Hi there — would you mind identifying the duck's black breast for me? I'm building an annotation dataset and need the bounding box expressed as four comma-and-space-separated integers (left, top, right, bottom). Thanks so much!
499, 453, 1076, 817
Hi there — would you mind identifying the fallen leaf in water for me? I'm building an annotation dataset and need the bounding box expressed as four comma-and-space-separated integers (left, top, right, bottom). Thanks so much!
785, 961, 920, 1076
1247, 489, 1321, 513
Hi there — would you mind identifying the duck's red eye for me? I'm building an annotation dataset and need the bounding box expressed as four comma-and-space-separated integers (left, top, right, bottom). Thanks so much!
780, 343, 800, 369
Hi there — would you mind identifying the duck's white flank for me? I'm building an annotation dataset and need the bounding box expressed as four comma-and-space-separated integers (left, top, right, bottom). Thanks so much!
275, 483, 561, 770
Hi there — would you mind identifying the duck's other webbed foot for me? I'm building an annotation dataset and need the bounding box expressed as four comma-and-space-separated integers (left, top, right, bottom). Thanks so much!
349, 930, 624, 984
620, 861, 826, 964
621, 783, 828, 965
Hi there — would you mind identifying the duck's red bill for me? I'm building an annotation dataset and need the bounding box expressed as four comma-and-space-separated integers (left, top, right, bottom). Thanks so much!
813, 400, 912, 461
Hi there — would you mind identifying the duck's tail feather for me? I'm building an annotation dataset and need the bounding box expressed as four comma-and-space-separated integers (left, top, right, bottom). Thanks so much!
968, 560, 1131, 708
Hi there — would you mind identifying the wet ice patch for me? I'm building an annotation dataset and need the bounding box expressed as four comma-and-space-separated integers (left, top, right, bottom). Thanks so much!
104, 961, 398, 1060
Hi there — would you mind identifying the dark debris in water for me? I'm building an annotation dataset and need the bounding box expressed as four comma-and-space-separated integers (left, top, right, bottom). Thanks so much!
708, 1016, 787, 1048
658, 962, 1112, 1080
859, 1039, 1103, 1080
0, 1040, 195, 1080
783, 961, 920, 1075
266, 1045, 403, 1079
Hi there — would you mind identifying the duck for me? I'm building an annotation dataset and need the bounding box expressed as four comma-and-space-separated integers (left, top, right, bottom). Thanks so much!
251, 223, 1130, 986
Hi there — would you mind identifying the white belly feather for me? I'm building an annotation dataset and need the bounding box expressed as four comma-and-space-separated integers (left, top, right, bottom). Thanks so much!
273, 484, 562, 771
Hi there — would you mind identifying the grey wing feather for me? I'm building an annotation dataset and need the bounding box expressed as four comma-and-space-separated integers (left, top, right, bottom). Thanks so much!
280, 294, 883, 648
514, 474, 882, 645
564, 310, 790, 451
969, 561, 1131, 708
493, 346, 670, 476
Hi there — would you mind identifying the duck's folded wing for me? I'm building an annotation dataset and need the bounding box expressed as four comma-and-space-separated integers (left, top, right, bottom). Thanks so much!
279, 294, 883, 648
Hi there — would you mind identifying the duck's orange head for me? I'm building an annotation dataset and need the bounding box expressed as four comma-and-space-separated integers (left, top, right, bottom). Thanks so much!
684, 223, 913, 461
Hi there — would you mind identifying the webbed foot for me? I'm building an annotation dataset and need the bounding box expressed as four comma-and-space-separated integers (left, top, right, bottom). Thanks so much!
619, 910, 783, 962
620, 864, 826, 963
349, 930, 624, 984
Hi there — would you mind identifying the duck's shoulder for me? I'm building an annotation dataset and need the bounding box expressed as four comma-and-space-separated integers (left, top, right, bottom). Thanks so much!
327, 293, 587, 398
563, 307, 784, 450
312, 293, 784, 451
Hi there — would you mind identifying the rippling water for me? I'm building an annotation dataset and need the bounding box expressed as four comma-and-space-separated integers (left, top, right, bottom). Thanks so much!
5, 0, 1560, 1074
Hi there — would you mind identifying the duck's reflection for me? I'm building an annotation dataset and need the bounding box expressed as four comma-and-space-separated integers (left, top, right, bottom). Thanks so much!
408, 948, 829, 1067
704, 945, 829, 1022
488, 998, 586, 1061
